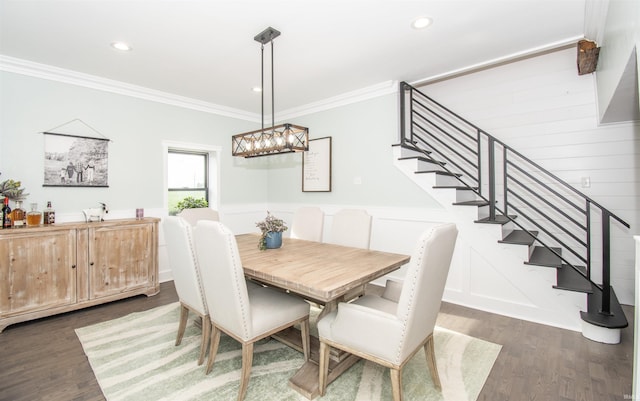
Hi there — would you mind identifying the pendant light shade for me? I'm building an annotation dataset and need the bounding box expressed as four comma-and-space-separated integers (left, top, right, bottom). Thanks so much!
232, 27, 309, 158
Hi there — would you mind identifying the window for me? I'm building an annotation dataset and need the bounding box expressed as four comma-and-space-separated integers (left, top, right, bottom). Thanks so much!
167, 150, 209, 215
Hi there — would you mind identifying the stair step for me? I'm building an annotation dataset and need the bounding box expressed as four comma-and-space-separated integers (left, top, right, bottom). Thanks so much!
416, 170, 461, 177
553, 265, 593, 293
453, 200, 490, 207
580, 287, 628, 329
474, 215, 515, 225
395, 143, 431, 156
525, 246, 562, 268
433, 185, 478, 190
397, 156, 438, 163
499, 229, 538, 246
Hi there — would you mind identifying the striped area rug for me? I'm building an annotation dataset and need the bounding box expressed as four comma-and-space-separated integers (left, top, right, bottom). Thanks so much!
75, 302, 501, 401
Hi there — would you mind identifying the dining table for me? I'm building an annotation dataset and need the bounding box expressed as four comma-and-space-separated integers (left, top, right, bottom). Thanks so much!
235, 233, 410, 399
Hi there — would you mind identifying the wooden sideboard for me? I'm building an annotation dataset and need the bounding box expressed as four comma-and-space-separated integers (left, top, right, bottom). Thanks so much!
0, 218, 160, 332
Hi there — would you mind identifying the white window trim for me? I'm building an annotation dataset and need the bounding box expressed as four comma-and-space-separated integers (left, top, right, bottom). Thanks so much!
161, 140, 221, 214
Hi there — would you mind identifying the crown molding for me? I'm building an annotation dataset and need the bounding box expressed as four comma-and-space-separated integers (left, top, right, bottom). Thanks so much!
276, 80, 399, 121
0, 55, 261, 122
0, 55, 398, 123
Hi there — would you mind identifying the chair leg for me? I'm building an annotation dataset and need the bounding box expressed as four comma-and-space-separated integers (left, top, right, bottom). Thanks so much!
318, 341, 331, 396
238, 342, 254, 401
390, 368, 403, 401
205, 324, 221, 375
300, 318, 310, 361
175, 304, 189, 346
198, 315, 211, 365
424, 334, 441, 390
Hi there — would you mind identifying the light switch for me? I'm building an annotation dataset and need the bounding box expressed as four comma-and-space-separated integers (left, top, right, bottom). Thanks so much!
581, 177, 591, 188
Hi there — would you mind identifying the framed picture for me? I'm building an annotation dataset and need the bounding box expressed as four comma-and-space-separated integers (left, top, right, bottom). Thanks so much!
43, 132, 109, 187
303, 136, 332, 192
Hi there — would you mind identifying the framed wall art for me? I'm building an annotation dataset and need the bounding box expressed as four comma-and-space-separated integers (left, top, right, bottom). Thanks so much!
43, 132, 109, 187
302, 136, 332, 192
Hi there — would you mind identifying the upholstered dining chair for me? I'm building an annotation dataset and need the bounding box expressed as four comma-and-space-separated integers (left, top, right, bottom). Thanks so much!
318, 223, 458, 401
193, 220, 311, 401
290, 206, 324, 242
162, 216, 211, 365
177, 207, 219, 226
328, 208, 372, 249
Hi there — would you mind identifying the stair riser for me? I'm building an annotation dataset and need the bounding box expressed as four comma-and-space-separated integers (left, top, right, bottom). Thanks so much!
416, 160, 446, 171
400, 147, 425, 158
434, 173, 461, 187
455, 189, 481, 203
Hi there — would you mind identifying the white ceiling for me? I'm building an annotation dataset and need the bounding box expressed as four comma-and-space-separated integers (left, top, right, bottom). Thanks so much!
0, 0, 587, 118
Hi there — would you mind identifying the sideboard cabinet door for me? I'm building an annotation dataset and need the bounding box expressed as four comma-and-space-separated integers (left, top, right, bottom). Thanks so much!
0, 229, 77, 318
88, 222, 156, 299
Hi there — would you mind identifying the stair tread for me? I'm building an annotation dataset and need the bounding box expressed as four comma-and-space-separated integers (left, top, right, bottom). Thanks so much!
580, 287, 628, 328
433, 185, 478, 190
553, 264, 593, 293
416, 170, 460, 177
453, 200, 490, 207
525, 246, 562, 267
398, 156, 439, 163
396, 144, 431, 155
498, 230, 538, 245
474, 215, 515, 225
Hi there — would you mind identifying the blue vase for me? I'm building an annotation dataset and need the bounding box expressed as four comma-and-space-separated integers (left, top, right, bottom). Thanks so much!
265, 231, 282, 249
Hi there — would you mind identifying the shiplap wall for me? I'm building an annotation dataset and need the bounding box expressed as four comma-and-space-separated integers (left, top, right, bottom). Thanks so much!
419, 47, 640, 305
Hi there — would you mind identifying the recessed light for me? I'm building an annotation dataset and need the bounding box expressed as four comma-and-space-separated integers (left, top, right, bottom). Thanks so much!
412, 16, 433, 29
111, 41, 132, 51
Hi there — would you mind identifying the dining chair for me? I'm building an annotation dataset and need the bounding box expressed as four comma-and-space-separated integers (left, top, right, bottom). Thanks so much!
290, 206, 324, 242
193, 220, 311, 401
328, 209, 371, 249
162, 216, 211, 365
317, 223, 458, 401
177, 207, 219, 226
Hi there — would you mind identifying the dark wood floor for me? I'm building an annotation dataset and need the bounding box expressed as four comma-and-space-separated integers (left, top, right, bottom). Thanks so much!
0, 281, 633, 401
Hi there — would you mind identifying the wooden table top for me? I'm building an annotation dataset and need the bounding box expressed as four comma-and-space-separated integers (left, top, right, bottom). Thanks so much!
236, 234, 410, 303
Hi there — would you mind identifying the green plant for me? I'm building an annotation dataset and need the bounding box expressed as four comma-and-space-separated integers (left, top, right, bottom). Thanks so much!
255, 211, 288, 250
0, 173, 28, 200
175, 196, 208, 212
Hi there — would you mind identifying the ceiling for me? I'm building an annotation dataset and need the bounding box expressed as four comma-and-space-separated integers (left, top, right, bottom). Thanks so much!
0, 0, 587, 119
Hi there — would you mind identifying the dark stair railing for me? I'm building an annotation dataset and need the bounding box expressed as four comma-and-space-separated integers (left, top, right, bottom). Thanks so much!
399, 81, 630, 327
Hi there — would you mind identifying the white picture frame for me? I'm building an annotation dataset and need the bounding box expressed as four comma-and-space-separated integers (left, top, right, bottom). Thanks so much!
302, 136, 332, 192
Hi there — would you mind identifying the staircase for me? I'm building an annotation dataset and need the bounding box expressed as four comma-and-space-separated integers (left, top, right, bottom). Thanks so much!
396, 81, 629, 343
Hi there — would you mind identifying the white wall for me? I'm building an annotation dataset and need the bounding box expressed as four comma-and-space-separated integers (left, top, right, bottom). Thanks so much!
596, 0, 640, 122
420, 47, 639, 305
0, 70, 267, 215
265, 93, 443, 208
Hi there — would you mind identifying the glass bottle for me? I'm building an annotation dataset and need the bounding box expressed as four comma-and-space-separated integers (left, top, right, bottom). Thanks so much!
2, 197, 11, 229
27, 203, 42, 226
12, 200, 26, 228
43, 201, 55, 225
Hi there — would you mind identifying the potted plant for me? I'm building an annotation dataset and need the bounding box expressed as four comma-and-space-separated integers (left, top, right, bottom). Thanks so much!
256, 211, 288, 250
0, 173, 28, 201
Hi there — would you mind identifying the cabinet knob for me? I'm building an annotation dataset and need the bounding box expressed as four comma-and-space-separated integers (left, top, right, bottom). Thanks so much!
90, 262, 94, 266
71, 264, 76, 269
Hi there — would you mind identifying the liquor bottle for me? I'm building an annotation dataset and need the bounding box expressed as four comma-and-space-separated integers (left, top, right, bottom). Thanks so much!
12, 200, 26, 228
27, 203, 42, 226
1, 197, 11, 229
43, 201, 55, 224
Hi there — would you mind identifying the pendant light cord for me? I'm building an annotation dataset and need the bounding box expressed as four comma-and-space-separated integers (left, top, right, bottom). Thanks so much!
261, 43, 265, 133
271, 37, 275, 130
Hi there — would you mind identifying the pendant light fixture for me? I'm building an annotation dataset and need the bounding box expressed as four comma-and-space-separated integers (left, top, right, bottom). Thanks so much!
232, 27, 309, 158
